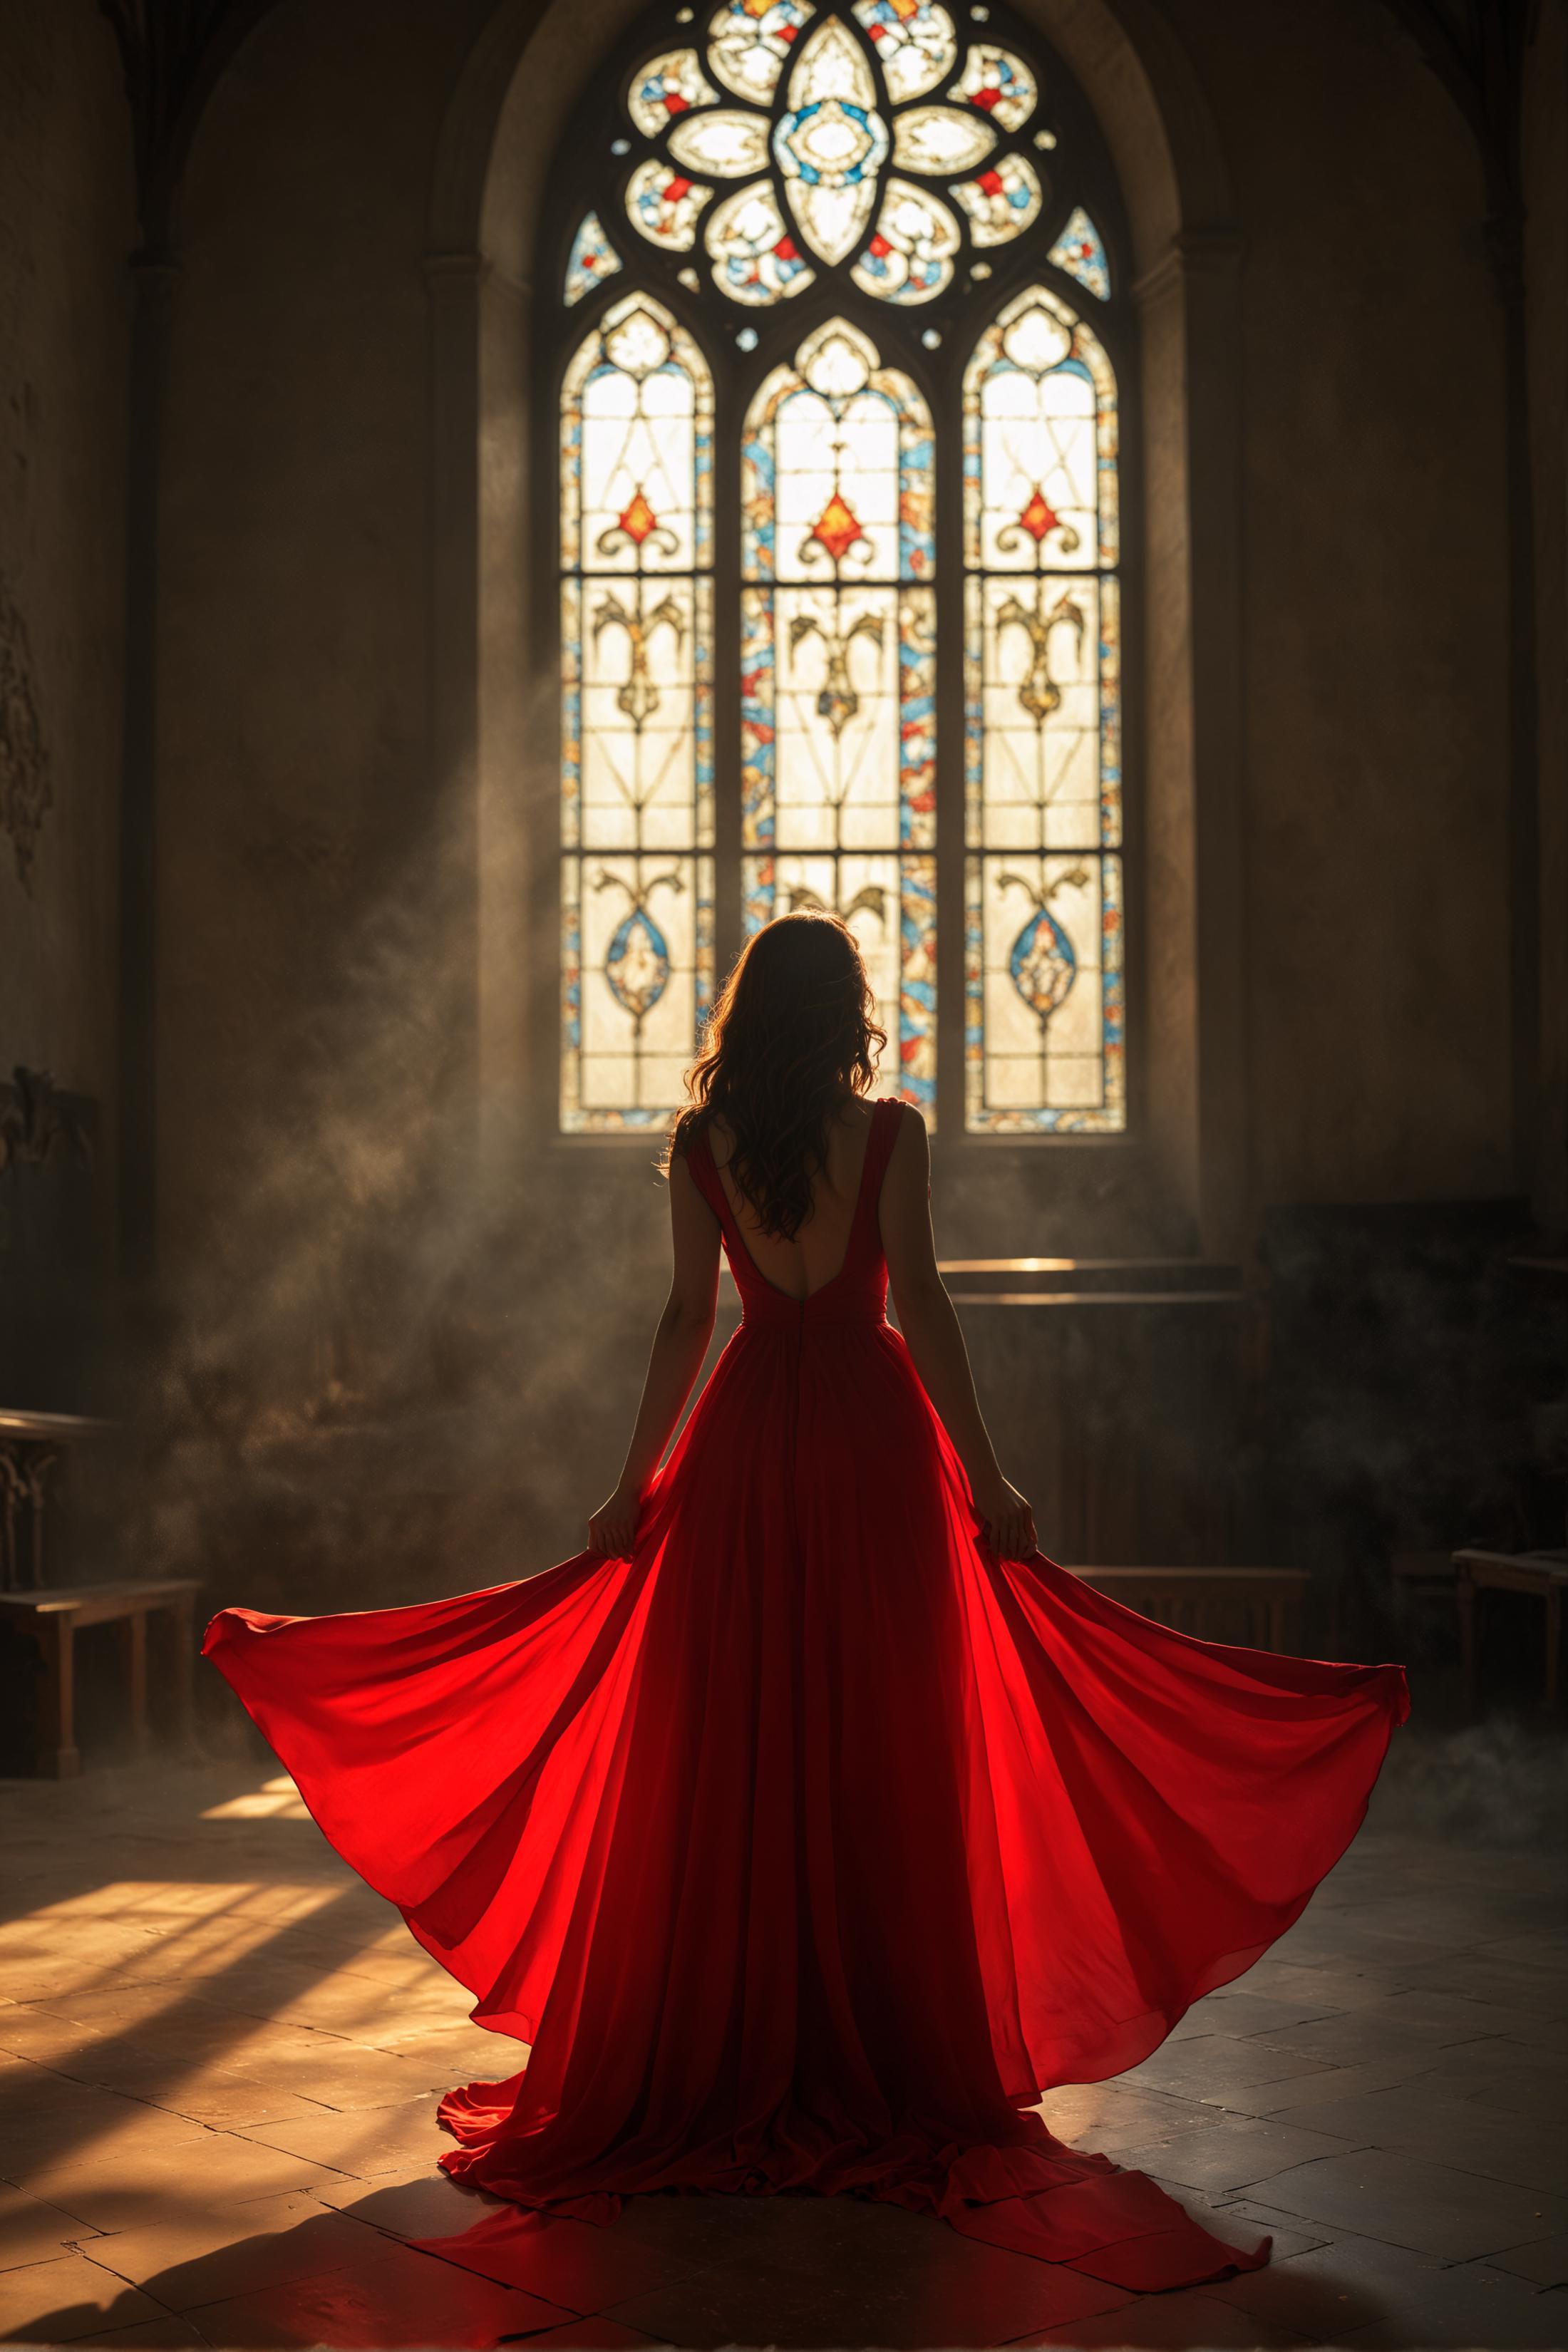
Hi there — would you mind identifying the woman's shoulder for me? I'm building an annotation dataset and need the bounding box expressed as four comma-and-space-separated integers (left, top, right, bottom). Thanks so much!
668, 1109, 718, 1185
840, 1092, 912, 1128
671, 1104, 712, 1151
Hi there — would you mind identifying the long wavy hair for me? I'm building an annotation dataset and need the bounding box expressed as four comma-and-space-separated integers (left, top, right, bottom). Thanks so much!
667, 911, 887, 1239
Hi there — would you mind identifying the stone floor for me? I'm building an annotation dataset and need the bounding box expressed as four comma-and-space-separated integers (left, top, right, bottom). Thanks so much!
0, 1750, 1563, 2351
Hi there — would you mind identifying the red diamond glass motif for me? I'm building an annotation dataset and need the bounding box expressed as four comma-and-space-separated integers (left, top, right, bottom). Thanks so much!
1017, 487, 1059, 542
618, 489, 659, 546
809, 489, 865, 565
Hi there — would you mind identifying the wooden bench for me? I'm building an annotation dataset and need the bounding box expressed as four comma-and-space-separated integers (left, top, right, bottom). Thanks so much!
0, 1577, 201, 1777
1061, 1566, 1310, 1655
1453, 1546, 1568, 1716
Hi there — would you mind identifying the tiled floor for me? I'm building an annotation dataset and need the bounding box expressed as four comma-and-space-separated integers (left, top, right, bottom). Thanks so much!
0, 1754, 1563, 2350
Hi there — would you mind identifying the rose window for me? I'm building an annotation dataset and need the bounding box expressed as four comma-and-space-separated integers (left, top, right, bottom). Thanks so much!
571, 0, 1066, 309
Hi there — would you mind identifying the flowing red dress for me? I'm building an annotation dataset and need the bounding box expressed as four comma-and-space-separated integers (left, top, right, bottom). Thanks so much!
205, 1098, 1408, 2292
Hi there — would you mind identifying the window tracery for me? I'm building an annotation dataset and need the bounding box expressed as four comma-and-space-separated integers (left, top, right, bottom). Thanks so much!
551, 0, 1128, 1135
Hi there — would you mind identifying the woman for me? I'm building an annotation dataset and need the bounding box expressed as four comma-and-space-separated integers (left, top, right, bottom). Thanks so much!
205, 910, 1408, 2292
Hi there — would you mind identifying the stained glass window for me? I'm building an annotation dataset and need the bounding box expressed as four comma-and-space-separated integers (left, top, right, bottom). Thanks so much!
741, 319, 937, 1113
564, 212, 622, 306
1048, 205, 1110, 301
948, 44, 1036, 129
852, 0, 956, 100
560, 294, 715, 1130
962, 284, 1123, 1130
628, 46, 721, 134
610, 0, 1053, 313
553, 0, 1128, 1135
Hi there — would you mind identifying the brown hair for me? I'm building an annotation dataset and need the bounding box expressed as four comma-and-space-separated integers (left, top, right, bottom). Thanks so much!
667, 911, 887, 1239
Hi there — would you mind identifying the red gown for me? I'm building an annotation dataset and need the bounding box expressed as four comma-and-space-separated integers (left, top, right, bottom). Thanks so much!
205, 1098, 1408, 2292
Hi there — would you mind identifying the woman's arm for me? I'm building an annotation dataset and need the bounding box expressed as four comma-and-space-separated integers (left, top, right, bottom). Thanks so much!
880, 1110, 1038, 1561
587, 1152, 721, 1557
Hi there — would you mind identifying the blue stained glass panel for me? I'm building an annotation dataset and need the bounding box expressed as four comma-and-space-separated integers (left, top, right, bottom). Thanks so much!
962, 284, 1124, 1131
1047, 205, 1111, 302
560, 294, 716, 1129
741, 319, 937, 1114
564, 210, 623, 306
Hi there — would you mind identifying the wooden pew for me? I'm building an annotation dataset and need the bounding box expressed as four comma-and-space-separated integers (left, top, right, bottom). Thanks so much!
1062, 1564, 1310, 1655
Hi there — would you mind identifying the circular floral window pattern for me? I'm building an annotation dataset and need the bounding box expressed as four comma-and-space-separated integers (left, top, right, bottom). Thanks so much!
602, 0, 1060, 309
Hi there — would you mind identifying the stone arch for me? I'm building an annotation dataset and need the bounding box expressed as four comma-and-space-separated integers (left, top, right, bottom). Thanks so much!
429, 0, 1245, 1254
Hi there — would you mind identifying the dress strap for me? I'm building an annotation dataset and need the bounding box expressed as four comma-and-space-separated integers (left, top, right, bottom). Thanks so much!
855, 1098, 907, 1232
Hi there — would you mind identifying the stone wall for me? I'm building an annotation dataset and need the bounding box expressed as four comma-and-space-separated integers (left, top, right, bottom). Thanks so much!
0, 0, 133, 1145
1201, 1, 1512, 1206
157, 0, 452, 1259
1525, 0, 1567, 1234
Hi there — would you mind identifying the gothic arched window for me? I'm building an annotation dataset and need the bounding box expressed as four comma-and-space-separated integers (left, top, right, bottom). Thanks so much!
552, 0, 1130, 1137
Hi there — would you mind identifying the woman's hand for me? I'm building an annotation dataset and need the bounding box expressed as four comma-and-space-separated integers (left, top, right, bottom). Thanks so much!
970, 1471, 1037, 1561
588, 1482, 644, 1560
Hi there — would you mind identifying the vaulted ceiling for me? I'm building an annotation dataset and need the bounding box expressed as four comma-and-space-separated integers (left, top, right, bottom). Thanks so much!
97, 0, 286, 242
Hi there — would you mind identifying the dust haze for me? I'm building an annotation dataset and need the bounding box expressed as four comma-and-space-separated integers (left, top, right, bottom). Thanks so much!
130, 810, 689, 1639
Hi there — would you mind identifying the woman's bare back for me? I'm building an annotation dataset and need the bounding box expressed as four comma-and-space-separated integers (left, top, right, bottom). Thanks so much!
708, 1098, 877, 1301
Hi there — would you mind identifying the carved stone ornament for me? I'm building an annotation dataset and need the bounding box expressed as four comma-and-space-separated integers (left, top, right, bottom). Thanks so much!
0, 575, 51, 894
0, 1068, 91, 1175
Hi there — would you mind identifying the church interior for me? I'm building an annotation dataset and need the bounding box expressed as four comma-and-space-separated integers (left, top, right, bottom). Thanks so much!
1, 0, 1565, 2343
